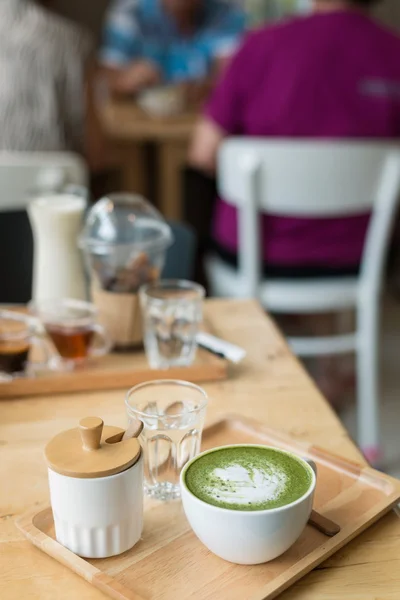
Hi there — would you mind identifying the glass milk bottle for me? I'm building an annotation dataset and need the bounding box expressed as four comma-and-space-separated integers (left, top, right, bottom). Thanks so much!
28, 193, 88, 301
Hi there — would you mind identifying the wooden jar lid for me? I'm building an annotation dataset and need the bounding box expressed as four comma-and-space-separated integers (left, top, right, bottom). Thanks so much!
45, 417, 141, 479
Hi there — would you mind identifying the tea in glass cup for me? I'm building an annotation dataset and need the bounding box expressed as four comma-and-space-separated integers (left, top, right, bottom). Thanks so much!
0, 310, 50, 381
30, 299, 111, 370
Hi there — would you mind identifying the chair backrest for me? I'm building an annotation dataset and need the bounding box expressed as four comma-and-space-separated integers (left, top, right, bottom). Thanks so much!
218, 139, 400, 296
0, 152, 88, 212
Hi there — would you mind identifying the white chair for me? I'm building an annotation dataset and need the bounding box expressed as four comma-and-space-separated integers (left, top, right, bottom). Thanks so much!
206, 139, 400, 462
0, 152, 88, 212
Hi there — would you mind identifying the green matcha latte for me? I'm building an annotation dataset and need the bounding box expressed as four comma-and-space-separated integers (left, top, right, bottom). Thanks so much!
185, 446, 313, 511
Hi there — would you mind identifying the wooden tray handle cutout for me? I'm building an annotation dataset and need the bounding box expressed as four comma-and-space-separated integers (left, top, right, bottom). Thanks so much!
79, 417, 104, 451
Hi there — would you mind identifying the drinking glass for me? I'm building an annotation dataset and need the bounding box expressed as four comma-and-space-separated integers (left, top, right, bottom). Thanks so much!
140, 280, 205, 369
29, 298, 111, 371
125, 380, 208, 501
0, 310, 51, 381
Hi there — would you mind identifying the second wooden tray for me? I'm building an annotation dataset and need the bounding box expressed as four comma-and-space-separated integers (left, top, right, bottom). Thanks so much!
17, 415, 400, 600
0, 348, 227, 399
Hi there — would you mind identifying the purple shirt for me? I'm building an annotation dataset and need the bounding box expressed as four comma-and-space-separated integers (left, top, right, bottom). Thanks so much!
207, 11, 400, 267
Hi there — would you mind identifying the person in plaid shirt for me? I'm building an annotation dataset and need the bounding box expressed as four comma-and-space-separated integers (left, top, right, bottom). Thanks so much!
100, 0, 246, 97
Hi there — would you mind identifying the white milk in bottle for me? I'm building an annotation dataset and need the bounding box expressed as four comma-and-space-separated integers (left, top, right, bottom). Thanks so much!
28, 194, 87, 301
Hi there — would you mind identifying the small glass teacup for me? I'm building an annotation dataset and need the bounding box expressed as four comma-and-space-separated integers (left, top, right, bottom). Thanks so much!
29, 299, 111, 371
0, 310, 51, 381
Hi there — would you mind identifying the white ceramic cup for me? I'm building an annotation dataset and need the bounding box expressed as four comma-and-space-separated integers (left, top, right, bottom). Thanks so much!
180, 444, 316, 565
48, 455, 144, 558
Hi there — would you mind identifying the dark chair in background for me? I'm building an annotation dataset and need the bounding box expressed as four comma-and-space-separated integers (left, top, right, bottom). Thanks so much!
0, 211, 33, 303
163, 221, 197, 281
182, 166, 216, 288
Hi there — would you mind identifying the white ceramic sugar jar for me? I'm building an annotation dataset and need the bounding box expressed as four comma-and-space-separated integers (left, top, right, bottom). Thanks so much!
45, 417, 144, 559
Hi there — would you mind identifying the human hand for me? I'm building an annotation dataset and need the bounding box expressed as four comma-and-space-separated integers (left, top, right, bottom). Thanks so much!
123, 60, 161, 92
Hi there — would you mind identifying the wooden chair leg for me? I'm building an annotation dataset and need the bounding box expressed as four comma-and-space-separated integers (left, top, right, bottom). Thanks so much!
157, 141, 188, 221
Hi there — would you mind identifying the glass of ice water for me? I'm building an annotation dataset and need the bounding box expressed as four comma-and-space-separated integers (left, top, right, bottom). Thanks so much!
140, 279, 205, 370
125, 380, 208, 501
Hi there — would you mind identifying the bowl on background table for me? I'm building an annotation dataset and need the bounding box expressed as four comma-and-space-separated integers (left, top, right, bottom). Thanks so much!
137, 85, 186, 119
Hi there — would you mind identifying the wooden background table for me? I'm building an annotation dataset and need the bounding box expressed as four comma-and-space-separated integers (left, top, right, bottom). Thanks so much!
2, 299, 400, 599
101, 101, 198, 221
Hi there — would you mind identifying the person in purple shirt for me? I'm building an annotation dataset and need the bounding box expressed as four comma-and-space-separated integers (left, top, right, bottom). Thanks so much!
190, 0, 400, 275
188, 0, 400, 403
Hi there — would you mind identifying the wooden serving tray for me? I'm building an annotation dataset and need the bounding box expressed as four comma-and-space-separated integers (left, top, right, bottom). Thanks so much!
0, 348, 227, 400
17, 416, 400, 600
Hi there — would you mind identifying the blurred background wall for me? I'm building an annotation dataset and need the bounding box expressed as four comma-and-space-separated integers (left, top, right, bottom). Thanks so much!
51, 0, 400, 41
375, 0, 400, 30
51, 0, 109, 43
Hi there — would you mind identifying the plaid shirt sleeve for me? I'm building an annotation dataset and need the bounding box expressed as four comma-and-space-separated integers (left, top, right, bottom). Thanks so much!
99, 0, 142, 67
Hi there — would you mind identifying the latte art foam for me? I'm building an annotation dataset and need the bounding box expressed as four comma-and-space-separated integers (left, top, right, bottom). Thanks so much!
185, 446, 313, 511
208, 464, 288, 506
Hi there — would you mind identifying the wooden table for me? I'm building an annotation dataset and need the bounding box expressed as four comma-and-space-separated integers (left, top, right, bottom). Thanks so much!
101, 101, 198, 221
2, 299, 400, 599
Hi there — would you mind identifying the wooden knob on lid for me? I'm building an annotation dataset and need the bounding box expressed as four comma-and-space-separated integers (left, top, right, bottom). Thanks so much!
79, 417, 104, 451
